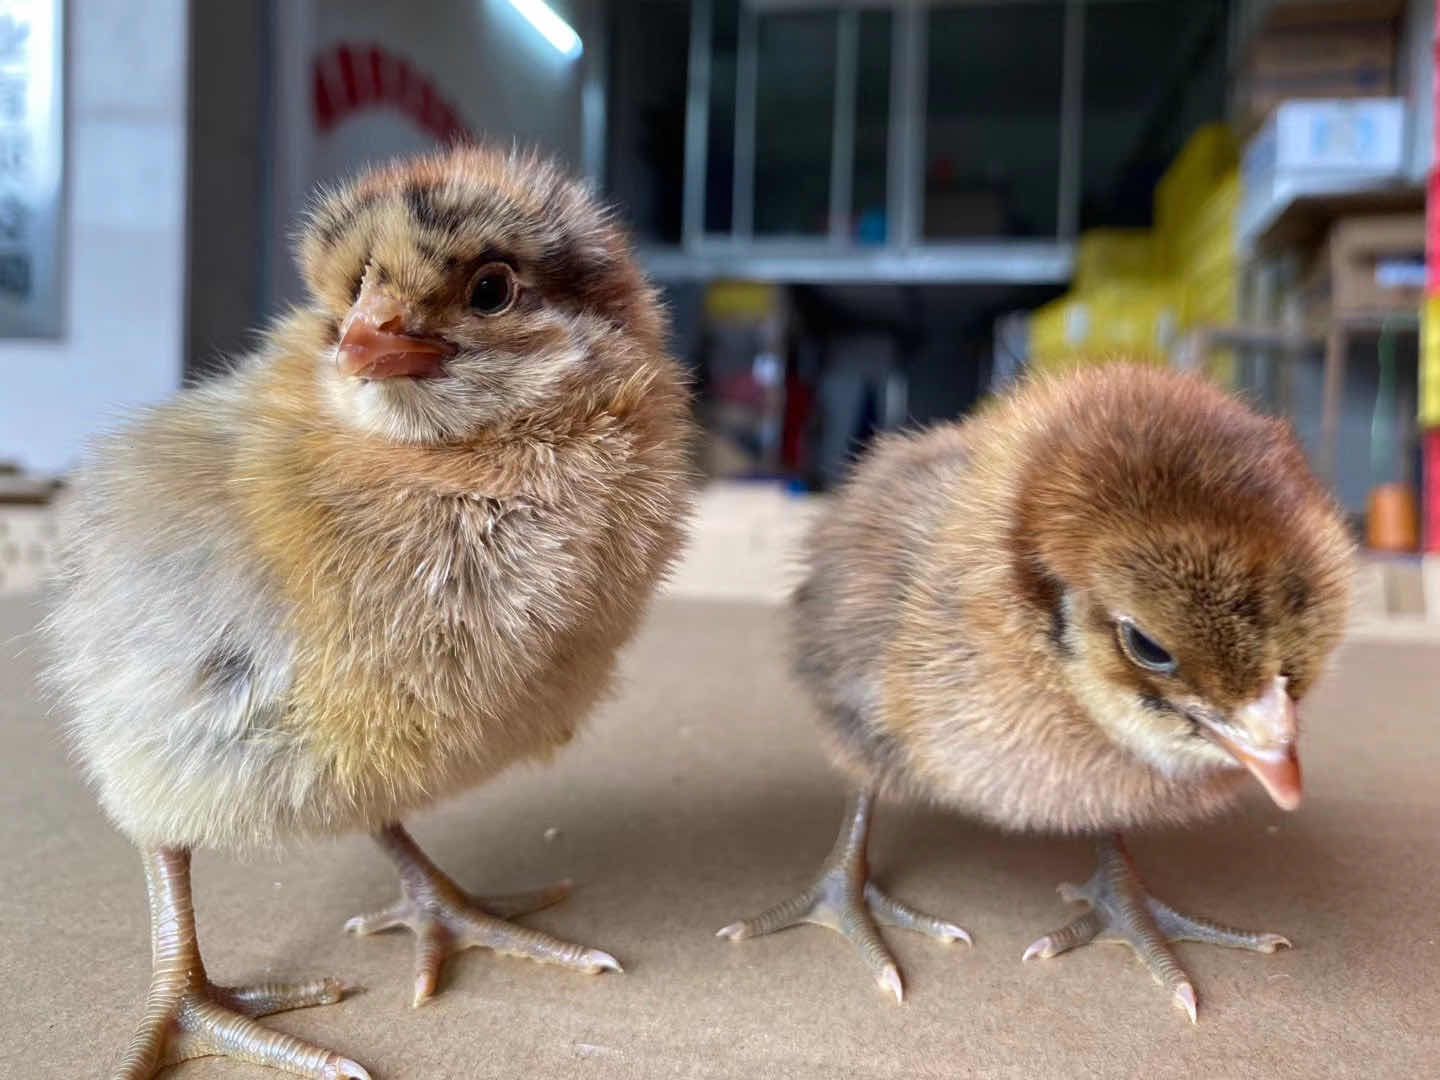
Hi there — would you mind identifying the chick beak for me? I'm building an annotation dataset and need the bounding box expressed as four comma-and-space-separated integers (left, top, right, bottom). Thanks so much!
336, 286, 456, 380
1199, 676, 1302, 811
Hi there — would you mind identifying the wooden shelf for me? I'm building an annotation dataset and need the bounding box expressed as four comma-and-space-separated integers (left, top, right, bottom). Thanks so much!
1245, 184, 1425, 256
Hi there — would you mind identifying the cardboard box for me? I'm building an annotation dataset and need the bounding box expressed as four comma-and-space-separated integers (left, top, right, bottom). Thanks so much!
1244, 98, 1407, 176
1251, 21, 1395, 76
1309, 213, 1427, 314
1239, 99, 1408, 245
1247, 71, 1395, 123
1260, 0, 1404, 29
1237, 3, 1401, 127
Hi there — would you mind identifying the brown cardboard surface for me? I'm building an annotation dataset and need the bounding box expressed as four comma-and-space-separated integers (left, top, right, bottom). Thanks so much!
2, 593, 1439, 1078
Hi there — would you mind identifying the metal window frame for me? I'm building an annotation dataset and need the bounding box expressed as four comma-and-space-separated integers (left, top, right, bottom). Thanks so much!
668, 0, 1107, 285
732, 2, 758, 238
682, 0, 713, 248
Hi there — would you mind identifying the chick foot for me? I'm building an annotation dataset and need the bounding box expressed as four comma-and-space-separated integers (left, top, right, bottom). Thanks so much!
717, 791, 971, 1002
349, 823, 622, 1005
1023, 833, 1290, 1022
114, 848, 367, 1080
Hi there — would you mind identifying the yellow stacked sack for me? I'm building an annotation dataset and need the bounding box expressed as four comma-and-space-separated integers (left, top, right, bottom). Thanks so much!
1027, 125, 1240, 385
1073, 229, 1159, 291
1030, 281, 1179, 374
1173, 168, 1242, 386
1155, 125, 1238, 268
1157, 126, 1241, 386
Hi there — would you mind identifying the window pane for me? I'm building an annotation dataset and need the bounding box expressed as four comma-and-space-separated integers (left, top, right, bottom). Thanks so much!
605, 0, 691, 243
1079, 0, 1227, 229
705, 0, 740, 234
924, 3, 1064, 239
754, 11, 837, 237
851, 9, 891, 244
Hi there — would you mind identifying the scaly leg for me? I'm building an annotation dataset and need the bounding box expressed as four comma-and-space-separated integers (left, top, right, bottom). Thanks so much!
1023, 833, 1291, 1023
346, 823, 621, 1006
112, 847, 367, 1080
717, 791, 971, 1003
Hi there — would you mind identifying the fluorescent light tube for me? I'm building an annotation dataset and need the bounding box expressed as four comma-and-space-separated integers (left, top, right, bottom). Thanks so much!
506, 0, 583, 59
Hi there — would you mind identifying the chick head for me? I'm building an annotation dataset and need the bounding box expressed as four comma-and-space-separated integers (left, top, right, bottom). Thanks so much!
298, 143, 659, 444
1013, 366, 1353, 811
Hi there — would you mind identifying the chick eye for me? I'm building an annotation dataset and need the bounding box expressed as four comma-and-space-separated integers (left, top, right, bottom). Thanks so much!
1117, 619, 1177, 675
468, 263, 517, 315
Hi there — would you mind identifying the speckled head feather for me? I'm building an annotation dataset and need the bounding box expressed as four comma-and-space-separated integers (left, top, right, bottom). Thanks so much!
45, 143, 695, 852
297, 144, 666, 446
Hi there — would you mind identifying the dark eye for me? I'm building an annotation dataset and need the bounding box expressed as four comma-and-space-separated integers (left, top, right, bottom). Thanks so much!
468, 263, 517, 315
1117, 619, 1177, 674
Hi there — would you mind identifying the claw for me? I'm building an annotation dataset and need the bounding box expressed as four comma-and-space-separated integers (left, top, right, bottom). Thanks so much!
716, 922, 746, 941
1022, 936, 1052, 962
938, 923, 972, 945
878, 964, 904, 1004
1173, 982, 1198, 1024
584, 949, 624, 974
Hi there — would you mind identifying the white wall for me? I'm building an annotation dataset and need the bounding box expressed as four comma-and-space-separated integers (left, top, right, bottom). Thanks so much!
0, 0, 188, 474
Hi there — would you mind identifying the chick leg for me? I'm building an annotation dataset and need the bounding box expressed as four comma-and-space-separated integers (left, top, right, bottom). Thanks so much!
716, 791, 971, 1003
346, 823, 621, 1006
1023, 833, 1291, 1023
112, 847, 368, 1080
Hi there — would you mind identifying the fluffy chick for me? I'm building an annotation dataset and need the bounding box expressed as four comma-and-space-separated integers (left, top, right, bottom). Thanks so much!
46, 145, 692, 1079
720, 363, 1352, 1020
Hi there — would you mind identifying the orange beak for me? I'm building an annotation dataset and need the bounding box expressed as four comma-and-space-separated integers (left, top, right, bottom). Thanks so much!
336, 286, 455, 380
1198, 676, 1302, 811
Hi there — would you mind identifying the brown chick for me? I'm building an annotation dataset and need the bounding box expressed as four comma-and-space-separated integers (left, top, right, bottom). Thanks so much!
719, 363, 1352, 1021
45, 144, 692, 1079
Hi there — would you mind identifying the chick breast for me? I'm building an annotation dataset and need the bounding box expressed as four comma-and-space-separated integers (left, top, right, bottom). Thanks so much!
46, 319, 691, 853
794, 366, 1345, 834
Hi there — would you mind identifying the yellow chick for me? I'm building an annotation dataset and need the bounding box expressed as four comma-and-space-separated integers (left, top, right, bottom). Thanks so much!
46, 145, 693, 1078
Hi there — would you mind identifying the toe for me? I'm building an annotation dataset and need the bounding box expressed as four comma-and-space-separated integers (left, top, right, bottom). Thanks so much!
220, 977, 351, 1017
411, 925, 449, 1007
345, 901, 410, 937
474, 879, 575, 919
1022, 935, 1055, 962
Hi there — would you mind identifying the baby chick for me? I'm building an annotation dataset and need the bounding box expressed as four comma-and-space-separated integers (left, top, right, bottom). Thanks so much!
720, 363, 1352, 1021
46, 144, 692, 1079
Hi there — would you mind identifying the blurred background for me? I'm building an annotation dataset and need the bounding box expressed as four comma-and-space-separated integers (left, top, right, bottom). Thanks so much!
0, 0, 1435, 624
